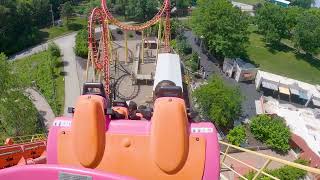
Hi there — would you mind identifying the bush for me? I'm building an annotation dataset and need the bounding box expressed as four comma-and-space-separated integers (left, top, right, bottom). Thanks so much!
48, 43, 61, 57
193, 75, 243, 127
177, 39, 192, 55
75, 29, 88, 58
128, 32, 134, 38
185, 52, 199, 72
117, 29, 123, 35
250, 115, 291, 153
227, 125, 246, 146
243, 159, 309, 180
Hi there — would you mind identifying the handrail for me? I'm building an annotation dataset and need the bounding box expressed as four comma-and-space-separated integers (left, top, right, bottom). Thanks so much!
4, 134, 47, 145
219, 141, 320, 179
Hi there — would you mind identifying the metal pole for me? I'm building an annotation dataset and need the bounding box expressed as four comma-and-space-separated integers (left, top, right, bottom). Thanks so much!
156, 19, 162, 63
124, 30, 128, 64
141, 30, 145, 64
50, 4, 54, 27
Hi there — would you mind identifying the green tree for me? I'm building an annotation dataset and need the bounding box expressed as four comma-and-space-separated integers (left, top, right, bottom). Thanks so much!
60, 1, 74, 26
29, 0, 51, 27
291, 0, 315, 8
176, 0, 191, 10
285, 6, 303, 36
185, 52, 199, 72
256, 3, 288, 46
75, 29, 89, 58
227, 125, 246, 146
125, 0, 158, 21
250, 115, 291, 153
193, 76, 243, 127
244, 159, 309, 180
191, 0, 249, 59
0, 53, 45, 141
293, 9, 320, 54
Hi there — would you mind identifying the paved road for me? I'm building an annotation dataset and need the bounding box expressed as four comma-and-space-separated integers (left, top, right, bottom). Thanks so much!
11, 32, 81, 117
54, 33, 81, 116
184, 30, 261, 121
25, 88, 55, 128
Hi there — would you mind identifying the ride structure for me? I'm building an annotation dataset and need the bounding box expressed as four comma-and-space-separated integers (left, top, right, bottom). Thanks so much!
1, 0, 320, 179
87, 0, 172, 96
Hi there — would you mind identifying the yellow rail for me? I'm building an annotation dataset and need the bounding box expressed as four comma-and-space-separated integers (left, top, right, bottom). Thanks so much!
219, 141, 320, 179
5, 134, 47, 144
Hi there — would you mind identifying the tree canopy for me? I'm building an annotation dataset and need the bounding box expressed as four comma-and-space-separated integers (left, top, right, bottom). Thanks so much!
256, 3, 288, 46
75, 29, 88, 58
291, 0, 315, 8
0, 53, 45, 141
250, 115, 291, 153
0, 0, 79, 55
60, 1, 74, 25
293, 9, 320, 54
227, 125, 246, 146
193, 76, 243, 127
191, 0, 249, 59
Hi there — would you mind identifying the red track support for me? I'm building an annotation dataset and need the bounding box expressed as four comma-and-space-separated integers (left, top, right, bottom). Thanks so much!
88, 0, 171, 96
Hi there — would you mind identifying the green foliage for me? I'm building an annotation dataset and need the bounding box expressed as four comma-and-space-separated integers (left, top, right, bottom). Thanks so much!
244, 159, 309, 180
61, 1, 74, 26
0, 53, 45, 143
128, 32, 134, 38
124, 0, 159, 21
48, 42, 61, 58
0, 53, 14, 94
291, 0, 315, 8
176, 35, 192, 55
293, 9, 320, 54
0, 1, 84, 55
227, 125, 246, 146
256, 3, 288, 46
193, 76, 242, 127
185, 52, 199, 72
191, 0, 249, 58
75, 29, 88, 58
250, 115, 291, 152
176, 0, 191, 9
14, 51, 65, 116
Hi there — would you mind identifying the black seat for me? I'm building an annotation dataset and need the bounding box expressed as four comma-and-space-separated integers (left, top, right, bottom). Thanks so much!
156, 86, 183, 99
82, 82, 106, 98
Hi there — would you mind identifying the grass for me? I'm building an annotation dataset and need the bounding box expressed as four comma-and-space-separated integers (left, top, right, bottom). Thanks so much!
39, 17, 87, 41
233, 0, 265, 5
178, 17, 192, 29
12, 51, 65, 116
245, 26, 320, 85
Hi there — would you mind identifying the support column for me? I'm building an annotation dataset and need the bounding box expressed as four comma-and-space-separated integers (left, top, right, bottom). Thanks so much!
124, 30, 128, 64
156, 19, 162, 63
141, 30, 145, 64
164, 1, 171, 52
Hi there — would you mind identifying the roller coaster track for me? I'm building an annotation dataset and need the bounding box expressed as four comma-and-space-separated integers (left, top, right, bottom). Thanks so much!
1, 134, 320, 179
87, 0, 171, 96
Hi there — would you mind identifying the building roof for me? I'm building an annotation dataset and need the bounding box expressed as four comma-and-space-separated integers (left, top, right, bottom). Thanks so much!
235, 58, 257, 70
153, 53, 183, 91
258, 71, 320, 100
263, 98, 320, 159
275, 0, 291, 4
291, 133, 320, 167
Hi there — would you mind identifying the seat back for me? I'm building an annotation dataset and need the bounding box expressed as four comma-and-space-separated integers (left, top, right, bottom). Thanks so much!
71, 95, 106, 168
150, 97, 189, 173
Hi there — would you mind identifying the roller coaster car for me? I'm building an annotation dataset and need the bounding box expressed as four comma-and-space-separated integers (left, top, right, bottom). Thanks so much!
1, 88, 220, 180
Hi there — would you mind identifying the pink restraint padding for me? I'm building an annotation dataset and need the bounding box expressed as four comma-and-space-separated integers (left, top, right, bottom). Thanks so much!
0, 164, 135, 180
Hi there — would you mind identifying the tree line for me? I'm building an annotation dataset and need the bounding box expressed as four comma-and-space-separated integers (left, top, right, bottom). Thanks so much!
256, 4, 320, 55
191, 0, 320, 60
0, 0, 79, 55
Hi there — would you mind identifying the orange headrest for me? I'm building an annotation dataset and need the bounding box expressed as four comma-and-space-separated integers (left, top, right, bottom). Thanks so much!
72, 95, 106, 168
150, 97, 189, 173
